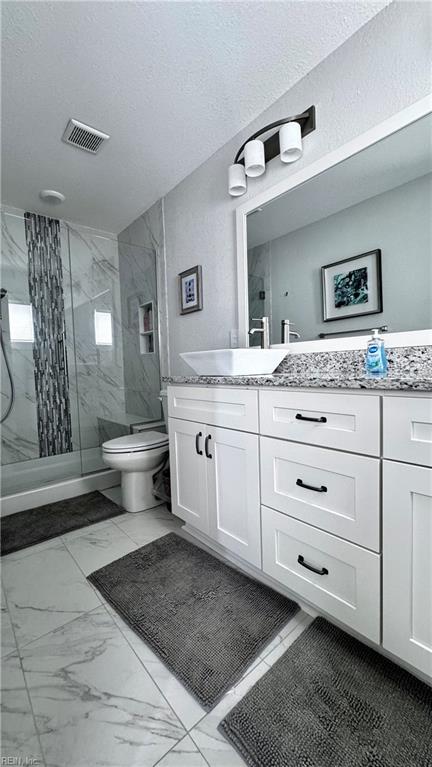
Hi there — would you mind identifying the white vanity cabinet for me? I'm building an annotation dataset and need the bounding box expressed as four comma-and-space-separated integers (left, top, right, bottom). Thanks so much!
382, 397, 432, 679
169, 414, 261, 567
168, 384, 432, 681
169, 417, 210, 534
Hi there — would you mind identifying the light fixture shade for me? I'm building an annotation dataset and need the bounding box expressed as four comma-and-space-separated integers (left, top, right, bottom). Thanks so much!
244, 139, 265, 177
279, 122, 303, 163
228, 163, 247, 197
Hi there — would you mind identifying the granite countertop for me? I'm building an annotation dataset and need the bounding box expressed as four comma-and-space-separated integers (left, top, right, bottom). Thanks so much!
163, 345, 432, 392
163, 373, 431, 391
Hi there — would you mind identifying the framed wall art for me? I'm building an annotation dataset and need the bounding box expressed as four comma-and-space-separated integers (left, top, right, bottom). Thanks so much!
179, 265, 203, 315
321, 249, 382, 322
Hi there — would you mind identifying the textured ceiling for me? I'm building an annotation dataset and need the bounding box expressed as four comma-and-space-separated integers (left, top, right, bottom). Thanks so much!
1, 1, 390, 232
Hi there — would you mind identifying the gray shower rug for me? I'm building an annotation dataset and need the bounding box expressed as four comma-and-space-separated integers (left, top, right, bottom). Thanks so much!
219, 616, 432, 767
88, 532, 299, 708
1, 491, 126, 556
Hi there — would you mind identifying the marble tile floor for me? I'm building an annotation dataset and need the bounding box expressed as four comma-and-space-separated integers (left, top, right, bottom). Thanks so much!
1, 486, 312, 767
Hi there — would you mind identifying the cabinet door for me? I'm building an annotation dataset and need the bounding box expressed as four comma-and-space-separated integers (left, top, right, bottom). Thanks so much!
383, 460, 432, 679
206, 426, 261, 567
169, 417, 209, 534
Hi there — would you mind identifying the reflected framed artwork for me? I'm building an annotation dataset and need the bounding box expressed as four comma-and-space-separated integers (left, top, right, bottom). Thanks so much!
179, 265, 203, 315
321, 249, 382, 322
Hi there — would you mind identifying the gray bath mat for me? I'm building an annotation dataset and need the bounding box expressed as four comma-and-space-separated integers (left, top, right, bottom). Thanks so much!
1, 491, 126, 556
88, 533, 299, 708
219, 616, 432, 767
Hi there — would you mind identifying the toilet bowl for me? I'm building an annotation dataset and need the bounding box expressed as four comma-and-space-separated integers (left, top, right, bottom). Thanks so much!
102, 431, 169, 512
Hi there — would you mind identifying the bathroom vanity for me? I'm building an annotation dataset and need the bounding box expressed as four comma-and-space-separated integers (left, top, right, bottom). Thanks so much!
167, 382, 432, 682
165, 97, 432, 683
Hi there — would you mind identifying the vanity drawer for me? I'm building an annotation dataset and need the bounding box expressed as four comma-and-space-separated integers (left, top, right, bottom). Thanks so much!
167, 386, 258, 432
260, 437, 380, 551
259, 390, 380, 456
383, 396, 432, 467
261, 505, 380, 643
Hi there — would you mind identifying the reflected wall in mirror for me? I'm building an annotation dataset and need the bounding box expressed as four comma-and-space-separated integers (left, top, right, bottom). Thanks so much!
247, 113, 432, 345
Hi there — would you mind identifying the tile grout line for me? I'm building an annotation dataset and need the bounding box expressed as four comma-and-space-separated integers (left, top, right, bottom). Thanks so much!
188, 727, 216, 766
97, 600, 191, 762
2, 584, 48, 767
3, 536, 105, 655
71, 520, 310, 746
52, 507, 193, 754
186, 612, 313, 742
2, 537, 65, 565
3, 518, 311, 767
109, 516, 146, 547
61, 520, 213, 748
152, 733, 212, 767
184, 612, 313, 766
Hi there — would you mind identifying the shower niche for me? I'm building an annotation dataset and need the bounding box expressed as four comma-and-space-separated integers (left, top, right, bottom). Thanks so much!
139, 301, 155, 354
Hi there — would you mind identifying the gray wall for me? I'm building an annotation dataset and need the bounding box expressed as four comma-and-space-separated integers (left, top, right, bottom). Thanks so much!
268, 174, 432, 342
120, 2, 431, 375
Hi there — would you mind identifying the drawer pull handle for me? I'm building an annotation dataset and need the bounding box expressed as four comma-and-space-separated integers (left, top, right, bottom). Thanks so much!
298, 555, 328, 576
296, 478, 327, 493
295, 413, 327, 423
205, 435, 212, 459
195, 432, 203, 456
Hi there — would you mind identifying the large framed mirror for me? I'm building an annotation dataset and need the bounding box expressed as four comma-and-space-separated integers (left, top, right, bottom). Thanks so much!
236, 97, 432, 351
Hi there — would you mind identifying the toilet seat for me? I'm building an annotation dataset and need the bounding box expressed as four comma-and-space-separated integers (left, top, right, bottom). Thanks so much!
102, 431, 168, 454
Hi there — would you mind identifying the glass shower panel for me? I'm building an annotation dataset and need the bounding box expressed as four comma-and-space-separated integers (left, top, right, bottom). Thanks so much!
118, 241, 162, 423
0, 211, 81, 495
1, 211, 164, 496
67, 224, 126, 475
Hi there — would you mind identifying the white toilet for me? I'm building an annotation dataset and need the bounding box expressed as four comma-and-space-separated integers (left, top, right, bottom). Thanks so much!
102, 430, 169, 513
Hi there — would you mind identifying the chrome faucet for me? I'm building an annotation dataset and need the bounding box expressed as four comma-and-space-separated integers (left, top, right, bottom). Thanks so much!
281, 319, 301, 344
249, 316, 270, 349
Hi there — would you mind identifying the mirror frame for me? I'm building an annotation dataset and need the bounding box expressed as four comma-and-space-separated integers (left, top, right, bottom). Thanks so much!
236, 95, 432, 352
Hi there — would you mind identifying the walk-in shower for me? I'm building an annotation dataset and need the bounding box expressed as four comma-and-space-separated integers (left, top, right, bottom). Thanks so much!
0, 208, 162, 502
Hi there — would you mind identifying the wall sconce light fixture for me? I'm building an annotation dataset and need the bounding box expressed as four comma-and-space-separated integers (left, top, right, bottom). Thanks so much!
228, 105, 316, 197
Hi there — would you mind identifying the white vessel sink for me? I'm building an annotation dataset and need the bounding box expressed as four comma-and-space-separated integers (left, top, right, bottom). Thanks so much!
180, 348, 287, 376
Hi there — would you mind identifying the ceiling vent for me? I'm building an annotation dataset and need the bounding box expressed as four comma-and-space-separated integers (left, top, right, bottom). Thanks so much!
62, 119, 110, 154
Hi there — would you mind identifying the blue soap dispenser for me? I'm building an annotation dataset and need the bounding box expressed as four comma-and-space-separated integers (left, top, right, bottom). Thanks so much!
365, 329, 388, 378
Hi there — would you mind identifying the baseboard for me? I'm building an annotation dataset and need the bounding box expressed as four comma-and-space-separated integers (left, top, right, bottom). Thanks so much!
1, 470, 121, 516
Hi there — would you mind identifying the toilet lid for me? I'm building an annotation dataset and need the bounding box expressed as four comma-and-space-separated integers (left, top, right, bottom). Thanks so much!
102, 431, 169, 453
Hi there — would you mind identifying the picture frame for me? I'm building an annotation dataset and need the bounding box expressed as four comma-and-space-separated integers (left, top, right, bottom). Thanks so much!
321, 249, 382, 322
179, 265, 203, 315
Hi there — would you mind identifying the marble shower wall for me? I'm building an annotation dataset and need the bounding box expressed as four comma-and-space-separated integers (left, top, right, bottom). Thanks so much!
248, 243, 272, 346
1, 211, 39, 464
1, 202, 165, 478
67, 224, 125, 470
1, 209, 126, 477
118, 242, 161, 419
0, 211, 81, 466
118, 199, 168, 418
